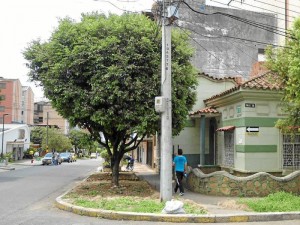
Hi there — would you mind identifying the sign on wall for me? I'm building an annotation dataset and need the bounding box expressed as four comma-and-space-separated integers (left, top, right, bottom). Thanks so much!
245, 103, 255, 108
246, 126, 259, 132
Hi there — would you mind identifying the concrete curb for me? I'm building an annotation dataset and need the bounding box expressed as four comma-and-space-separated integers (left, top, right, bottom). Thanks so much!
55, 195, 300, 223
0, 166, 15, 170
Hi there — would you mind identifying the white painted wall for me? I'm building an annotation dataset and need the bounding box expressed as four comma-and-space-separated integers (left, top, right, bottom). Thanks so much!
1, 124, 30, 159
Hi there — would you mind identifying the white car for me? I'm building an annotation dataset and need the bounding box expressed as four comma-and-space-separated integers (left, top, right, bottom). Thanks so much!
90, 153, 97, 159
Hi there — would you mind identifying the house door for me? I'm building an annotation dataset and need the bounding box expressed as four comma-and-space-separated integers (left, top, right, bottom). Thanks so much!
208, 118, 217, 165
282, 134, 300, 170
146, 141, 153, 167
224, 131, 234, 167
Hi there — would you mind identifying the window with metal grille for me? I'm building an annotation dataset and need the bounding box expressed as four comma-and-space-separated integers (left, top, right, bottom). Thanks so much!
282, 134, 300, 170
224, 131, 234, 167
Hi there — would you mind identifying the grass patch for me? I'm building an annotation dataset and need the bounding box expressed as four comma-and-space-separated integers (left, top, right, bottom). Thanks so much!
73, 197, 206, 214
239, 192, 300, 212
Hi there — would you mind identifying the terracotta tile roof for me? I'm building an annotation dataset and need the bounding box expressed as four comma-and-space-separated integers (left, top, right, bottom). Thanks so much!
199, 72, 243, 85
204, 71, 283, 103
216, 126, 235, 131
189, 106, 219, 116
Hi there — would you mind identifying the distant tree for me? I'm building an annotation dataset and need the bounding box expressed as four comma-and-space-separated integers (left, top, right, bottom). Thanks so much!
30, 126, 44, 145
266, 18, 300, 131
69, 129, 97, 155
23, 13, 197, 186
31, 127, 72, 152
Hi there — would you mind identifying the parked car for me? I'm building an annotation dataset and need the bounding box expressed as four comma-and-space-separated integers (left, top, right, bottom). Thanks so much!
42, 153, 62, 165
90, 152, 97, 159
60, 152, 73, 163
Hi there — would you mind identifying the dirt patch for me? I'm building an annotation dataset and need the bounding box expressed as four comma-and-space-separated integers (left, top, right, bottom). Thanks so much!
67, 172, 158, 198
218, 200, 251, 211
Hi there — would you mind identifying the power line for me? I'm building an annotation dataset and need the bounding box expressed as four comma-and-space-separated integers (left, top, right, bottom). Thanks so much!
174, 23, 248, 77
274, 0, 300, 9
177, 23, 268, 75
252, 0, 300, 15
210, 0, 294, 24
229, 0, 298, 19
183, 0, 296, 40
178, 20, 288, 48
92, 0, 154, 14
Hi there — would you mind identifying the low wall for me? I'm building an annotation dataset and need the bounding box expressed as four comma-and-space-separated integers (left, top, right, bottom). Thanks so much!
187, 168, 300, 197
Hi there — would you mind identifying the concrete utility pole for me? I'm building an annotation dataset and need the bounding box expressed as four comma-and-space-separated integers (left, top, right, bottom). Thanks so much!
46, 112, 49, 151
158, 0, 178, 202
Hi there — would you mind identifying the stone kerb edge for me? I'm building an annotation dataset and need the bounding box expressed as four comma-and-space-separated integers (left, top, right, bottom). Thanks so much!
55, 195, 300, 223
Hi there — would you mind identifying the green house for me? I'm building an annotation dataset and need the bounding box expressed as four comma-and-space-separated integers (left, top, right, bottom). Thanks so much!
173, 71, 299, 174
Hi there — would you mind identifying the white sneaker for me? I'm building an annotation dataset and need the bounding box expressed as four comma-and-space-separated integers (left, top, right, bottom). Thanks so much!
179, 192, 184, 196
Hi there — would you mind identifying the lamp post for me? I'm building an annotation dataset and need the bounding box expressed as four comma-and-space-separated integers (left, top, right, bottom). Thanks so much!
1, 113, 9, 159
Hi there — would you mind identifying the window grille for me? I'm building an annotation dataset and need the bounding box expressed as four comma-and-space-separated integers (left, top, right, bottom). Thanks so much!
282, 134, 300, 170
224, 131, 234, 167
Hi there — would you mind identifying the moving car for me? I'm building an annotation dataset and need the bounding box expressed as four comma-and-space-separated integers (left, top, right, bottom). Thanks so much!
60, 152, 73, 163
42, 153, 62, 165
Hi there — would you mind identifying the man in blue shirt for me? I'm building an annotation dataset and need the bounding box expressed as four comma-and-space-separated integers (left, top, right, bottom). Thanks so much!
173, 148, 187, 196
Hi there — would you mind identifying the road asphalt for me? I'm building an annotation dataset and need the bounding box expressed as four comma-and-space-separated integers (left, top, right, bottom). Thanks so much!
1, 158, 300, 223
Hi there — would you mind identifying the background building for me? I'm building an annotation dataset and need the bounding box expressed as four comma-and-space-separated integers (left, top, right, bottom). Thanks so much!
0, 77, 34, 124
179, 0, 277, 78
219, 0, 300, 44
34, 101, 70, 135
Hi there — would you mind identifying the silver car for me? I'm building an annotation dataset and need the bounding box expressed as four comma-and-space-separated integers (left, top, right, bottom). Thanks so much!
42, 153, 62, 165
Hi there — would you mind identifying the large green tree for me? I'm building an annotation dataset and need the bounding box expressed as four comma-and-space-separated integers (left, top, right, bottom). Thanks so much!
24, 13, 197, 186
31, 126, 72, 152
266, 18, 300, 131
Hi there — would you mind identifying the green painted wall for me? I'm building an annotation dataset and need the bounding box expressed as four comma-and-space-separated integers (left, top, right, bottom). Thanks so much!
222, 117, 279, 127
236, 145, 277, 152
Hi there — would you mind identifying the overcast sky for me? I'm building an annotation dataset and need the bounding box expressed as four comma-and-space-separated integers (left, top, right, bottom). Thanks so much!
0, 0, 155, 101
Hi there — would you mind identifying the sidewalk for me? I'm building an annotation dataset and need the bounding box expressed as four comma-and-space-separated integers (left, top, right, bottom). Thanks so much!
133, 162, 248, 215
55, 161, 300, 223
130, 162, 300, 222
0, 159, 42, 171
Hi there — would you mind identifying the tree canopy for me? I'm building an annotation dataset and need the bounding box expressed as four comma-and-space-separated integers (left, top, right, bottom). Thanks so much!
24, 13, 197, 186
69, 129, 98, 155
31, 126, 72, 152
266, 18, 300, 130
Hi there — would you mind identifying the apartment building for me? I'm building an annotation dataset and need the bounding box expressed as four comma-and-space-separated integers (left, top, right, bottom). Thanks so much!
34, 101, 70, 135
0, 77, 33, 159
0, 77, 34, 124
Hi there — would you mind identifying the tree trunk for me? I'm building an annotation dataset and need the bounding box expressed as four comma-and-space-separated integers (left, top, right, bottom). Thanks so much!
111, 156, 121, 187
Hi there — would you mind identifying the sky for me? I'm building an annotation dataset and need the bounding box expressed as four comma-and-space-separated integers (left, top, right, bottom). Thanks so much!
0, 0, 155, 101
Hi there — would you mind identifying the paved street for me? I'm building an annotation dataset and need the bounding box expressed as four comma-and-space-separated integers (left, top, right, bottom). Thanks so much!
0, 159, 298, 225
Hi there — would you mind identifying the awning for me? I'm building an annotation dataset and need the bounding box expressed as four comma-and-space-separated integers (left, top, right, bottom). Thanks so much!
216, 126, 235, 131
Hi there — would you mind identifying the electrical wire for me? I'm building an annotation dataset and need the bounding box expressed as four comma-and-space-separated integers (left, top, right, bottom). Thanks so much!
183, 0, 296, 40
252, 0, 300, 15
174, 23, 248, 77
178, 25, 259, 73
210, 0, 294, 24
93, 0, 154, 14
186, 0, 290, 36
228, 0, 297, 19
274, 0, 300, 9
178, 20, 288, 48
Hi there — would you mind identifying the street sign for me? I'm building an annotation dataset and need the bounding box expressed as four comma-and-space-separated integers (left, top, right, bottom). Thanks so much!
246, 126, 259, 132
245, 103, 255, 108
